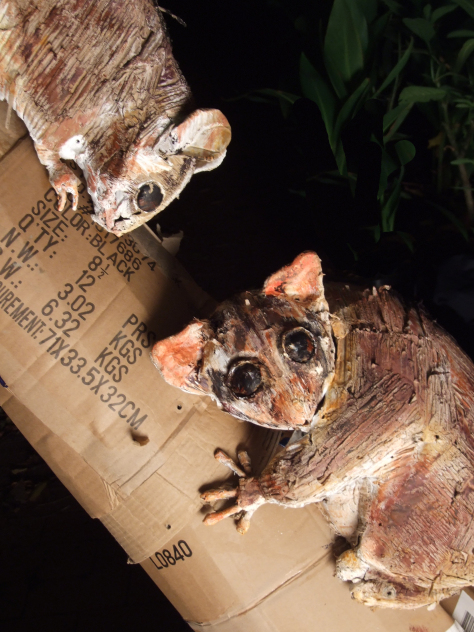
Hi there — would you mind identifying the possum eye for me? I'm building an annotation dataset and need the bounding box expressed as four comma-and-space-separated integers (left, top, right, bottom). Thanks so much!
136, 183, 163, 212
282, 327, 315, 363
228, 361, 262, 397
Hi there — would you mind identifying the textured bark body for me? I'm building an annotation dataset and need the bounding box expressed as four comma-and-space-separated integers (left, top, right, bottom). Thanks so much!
153, 252, 474, 608
0, 0, 230, 233
259, 284, 474, 606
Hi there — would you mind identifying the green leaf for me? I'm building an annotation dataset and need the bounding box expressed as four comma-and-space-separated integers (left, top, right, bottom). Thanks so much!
331, 78, 371, 177
333, 142, 348, 177
455, 38, 474, 70
300, 53, 336, 135
252, 89, 301, 118
381, 0, 402, 11
383, 103, 413, 137
381, 167, 404, 232
371, 11, 391, 40
364, 223, 382, 242
374, 223, 381, 242
324, 57, 348, 99
399, 86, 447, 102
333, 77, 371, 141
402, 17, 435, 43
324, 0, 368, 94
448, 29, 474, 37
378, 148, 399, 197
451, 158, 474, 164
358, 0, 379, 23
431, 4, 458, 21
395, 140, 416, 165
347, 242, 359, 261
453, 0, 474, 19
374, 38, 414, 97
254, 89, 301, 105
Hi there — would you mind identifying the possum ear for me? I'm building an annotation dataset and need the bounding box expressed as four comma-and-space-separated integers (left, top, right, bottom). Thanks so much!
263, 252, 327, 310
164, 109, 231, 172
151, 321, 213, 395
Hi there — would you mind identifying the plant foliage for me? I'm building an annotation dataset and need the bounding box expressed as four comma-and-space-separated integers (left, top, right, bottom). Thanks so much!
256, 0, 474, 261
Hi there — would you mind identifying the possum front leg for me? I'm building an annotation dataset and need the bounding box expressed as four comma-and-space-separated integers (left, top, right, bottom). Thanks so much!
201, 434, 332, 533
35, 143, 81, 212
202, 373, 418, 531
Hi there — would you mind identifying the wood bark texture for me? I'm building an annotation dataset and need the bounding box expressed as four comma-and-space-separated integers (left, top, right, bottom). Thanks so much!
152, 252, 474, 609
0, 0, 231, 234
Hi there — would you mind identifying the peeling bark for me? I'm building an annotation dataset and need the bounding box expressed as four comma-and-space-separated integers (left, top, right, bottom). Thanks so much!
0, 0, 231, 234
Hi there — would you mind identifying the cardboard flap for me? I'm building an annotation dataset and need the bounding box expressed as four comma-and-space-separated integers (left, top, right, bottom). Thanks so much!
1, 393, 114, 518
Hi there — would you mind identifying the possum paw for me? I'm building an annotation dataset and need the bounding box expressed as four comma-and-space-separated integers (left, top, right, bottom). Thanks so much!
201, 448, 265, 534
49, 167, 81, 212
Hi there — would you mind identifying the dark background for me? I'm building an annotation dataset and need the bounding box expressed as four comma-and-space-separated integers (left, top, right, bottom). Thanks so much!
2, 1, 474, 630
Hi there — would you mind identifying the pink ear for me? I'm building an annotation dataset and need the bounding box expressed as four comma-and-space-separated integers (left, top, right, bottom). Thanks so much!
263, 252, 326, 306
151, 321, 212, 394
173, 109, 231, 170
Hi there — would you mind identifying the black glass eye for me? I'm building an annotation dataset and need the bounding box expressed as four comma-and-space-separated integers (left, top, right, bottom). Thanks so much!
282, 327, 315, 363
228, 361, 262, 397
136, 183, 163, 212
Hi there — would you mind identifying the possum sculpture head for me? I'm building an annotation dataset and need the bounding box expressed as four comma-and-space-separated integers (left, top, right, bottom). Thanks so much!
152, 253, 336, 430
66, 109, 231, 234
0, 0, 231, 235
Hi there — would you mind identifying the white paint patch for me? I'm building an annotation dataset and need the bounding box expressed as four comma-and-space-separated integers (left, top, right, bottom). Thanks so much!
59, 135, 86, 160
115, 190, 132, 219
134, 149, 172, 172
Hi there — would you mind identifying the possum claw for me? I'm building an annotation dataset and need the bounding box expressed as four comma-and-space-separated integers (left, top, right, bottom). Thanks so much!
214, 448, 247, 477
203, 504, 242, 526
201, 487, 238, 502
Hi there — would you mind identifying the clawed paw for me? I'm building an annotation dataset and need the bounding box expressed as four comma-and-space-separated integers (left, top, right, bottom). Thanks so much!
50, 170, 81, 212
201, 448, 264, 534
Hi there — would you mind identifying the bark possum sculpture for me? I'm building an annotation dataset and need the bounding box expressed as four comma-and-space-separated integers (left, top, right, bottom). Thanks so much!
152, 252, 474, 610
0, 0, 231, 235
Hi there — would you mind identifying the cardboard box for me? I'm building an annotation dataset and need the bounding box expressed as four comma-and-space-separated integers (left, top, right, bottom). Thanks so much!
0, 121, 457, 631
442, 587, 474, 628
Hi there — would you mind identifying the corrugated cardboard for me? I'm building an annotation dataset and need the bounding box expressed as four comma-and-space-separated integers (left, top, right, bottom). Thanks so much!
0, 120, 456, 631
0, 133, 259, 560
442, 586, 474, 620
142, 504, 455, 632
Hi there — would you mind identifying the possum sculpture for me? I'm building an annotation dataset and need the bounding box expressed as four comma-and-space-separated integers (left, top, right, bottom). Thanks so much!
0, 0, 231, 235
152, 252, 474, 610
